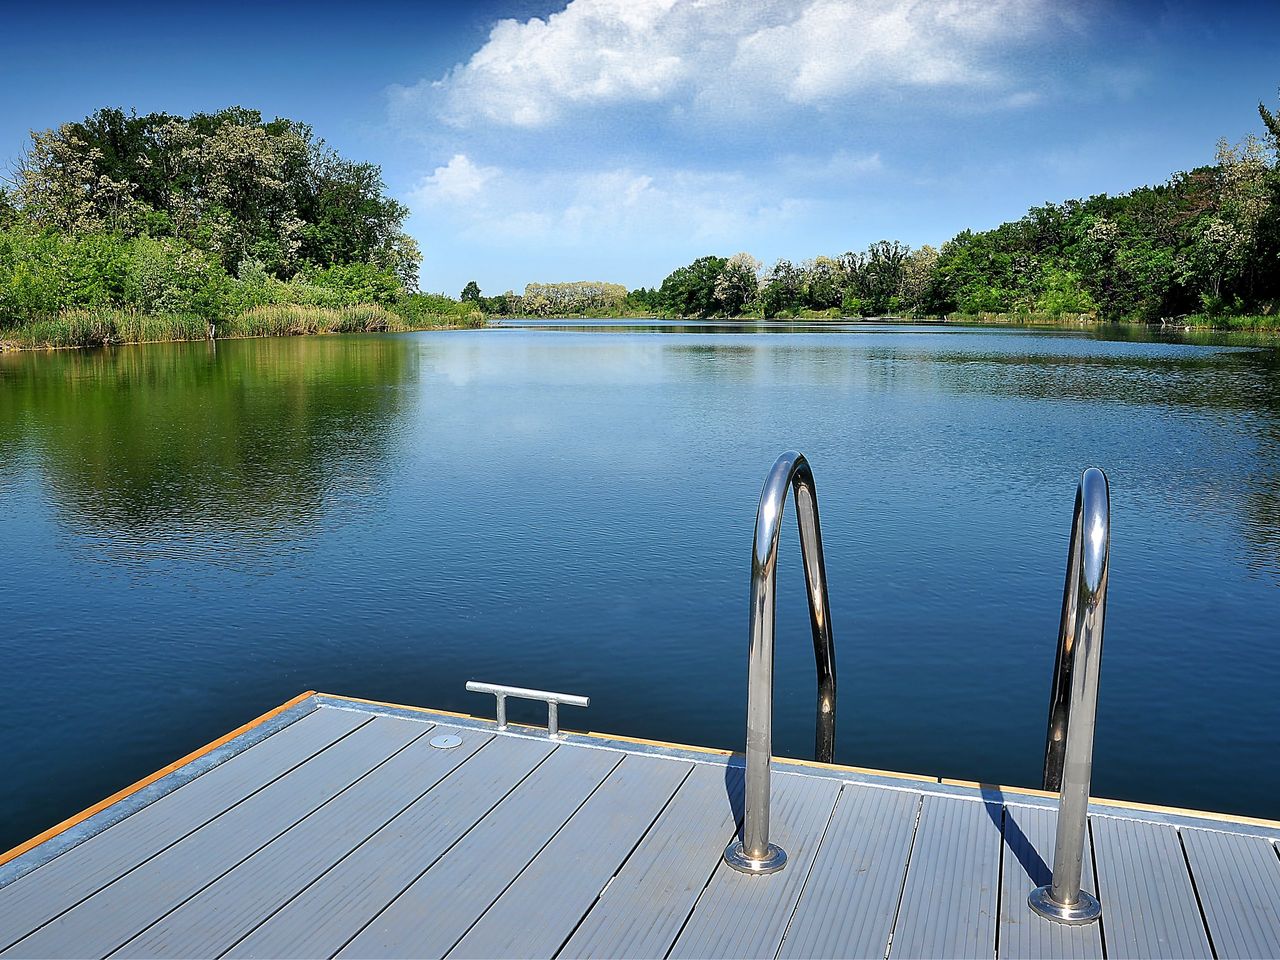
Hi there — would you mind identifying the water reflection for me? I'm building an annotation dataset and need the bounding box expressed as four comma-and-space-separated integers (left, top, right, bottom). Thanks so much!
0, 336, 416, 562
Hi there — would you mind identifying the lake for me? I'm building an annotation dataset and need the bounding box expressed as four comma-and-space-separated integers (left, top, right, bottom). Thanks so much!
1, 320, 1278, 853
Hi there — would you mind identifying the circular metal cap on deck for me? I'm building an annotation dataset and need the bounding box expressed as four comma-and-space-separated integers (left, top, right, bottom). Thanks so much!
723, 839, 787, 875
429, 734, 463, 750
1028, 886, 1101, 924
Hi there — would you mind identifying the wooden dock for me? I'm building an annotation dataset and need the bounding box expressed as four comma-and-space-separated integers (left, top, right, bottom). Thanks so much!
2, 692, 1278, 959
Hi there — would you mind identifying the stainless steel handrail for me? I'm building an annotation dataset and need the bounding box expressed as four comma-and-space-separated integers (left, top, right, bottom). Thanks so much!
723, 451, 837, 875
466, 681, 589, 739
1030, 467, 1110, 923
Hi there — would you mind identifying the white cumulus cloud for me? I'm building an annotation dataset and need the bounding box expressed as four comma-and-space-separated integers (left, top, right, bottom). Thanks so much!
408, 0, 1064, 128
409, 154, 501, 205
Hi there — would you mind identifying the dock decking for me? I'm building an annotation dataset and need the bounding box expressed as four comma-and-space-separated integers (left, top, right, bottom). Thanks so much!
2, 693, 1278, 959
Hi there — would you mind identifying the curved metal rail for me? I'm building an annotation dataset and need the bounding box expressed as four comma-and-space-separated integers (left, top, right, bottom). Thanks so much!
723, 451, 837, 875
1031, 467, 1111, 923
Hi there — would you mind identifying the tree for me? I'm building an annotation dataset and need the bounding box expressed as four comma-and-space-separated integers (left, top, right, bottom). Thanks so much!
758, 259, 801, 318
658, 256, 726, 318
1177, 136, 1271, 310
7, 107, 421, 284
460, 280, 481, 302
901, 245, 939, 314
801, 256, 841, 310
713, 253, 760, 316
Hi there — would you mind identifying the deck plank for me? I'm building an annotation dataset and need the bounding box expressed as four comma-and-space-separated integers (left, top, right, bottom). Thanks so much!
338, 743, 621, 959
668, 770, 842, 960
557, 761, 743, 960
1090, 815, 1212, 959
112, 726, 492, 959
1181, 827, 1280, 959
0, 706, 365, 953
778, 784, 921, 960
997, 803, 1102, 960
888, 795, 1002, 960
226, 734, 556, 960
3, 716, 424, 959
448, 753, 692, 959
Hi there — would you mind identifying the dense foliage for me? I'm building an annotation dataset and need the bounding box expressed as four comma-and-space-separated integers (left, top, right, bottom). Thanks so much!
650, 99, 1280, 324
0, 106, 489, 345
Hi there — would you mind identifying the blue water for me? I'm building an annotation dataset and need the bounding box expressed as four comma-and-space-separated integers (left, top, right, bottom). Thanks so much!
1, 321, 1278, 852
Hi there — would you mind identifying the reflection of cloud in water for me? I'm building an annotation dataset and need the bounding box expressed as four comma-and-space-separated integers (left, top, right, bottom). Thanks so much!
417, 333, 664, 386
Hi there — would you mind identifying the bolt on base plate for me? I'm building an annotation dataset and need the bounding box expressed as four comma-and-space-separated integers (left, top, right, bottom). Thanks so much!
1028, 886, 1102, 924
723, 839, 787, 875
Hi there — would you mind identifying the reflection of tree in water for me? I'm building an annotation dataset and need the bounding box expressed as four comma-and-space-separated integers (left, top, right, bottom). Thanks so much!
0, 336, 416, 556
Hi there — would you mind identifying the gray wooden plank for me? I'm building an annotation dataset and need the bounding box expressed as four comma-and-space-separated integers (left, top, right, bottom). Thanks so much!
668, 770, 842, 960
337, 743, 622, 959
558, 760, 743, 960
888, 795, 1001, 960
1091, 815, 1212, 959
226, 733, 557, 960
0, 706, 366, 952
778, 784, 920, 960
998, 803, 1102, 960
448, 753, 692, 959
113, 727, 497, 959
1181, 828, 1280, 959
3, 716, 425, 959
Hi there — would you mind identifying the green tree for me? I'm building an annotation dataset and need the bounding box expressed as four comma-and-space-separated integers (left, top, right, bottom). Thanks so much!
658, 256, 727, 317
713, 253, 760, 316
8, 107, 421, 284
460, 280, 481, 302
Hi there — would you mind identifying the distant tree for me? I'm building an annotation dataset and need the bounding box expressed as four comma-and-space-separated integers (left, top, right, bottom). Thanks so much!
658, 256, 726, 317
520, 281, 627, 315
801, 256, 842, 310
1177, 136, 1272, 310
460, 280, 481, 302
713, 253, 760, 316
900, 245, 939, 314
757, 258, 801, 318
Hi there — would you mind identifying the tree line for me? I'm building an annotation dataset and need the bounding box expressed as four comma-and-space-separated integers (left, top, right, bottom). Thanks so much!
482, 96, 1278, 327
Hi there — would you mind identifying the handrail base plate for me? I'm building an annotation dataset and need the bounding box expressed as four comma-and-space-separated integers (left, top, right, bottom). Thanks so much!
723, 839, 787, 875
1028, 886, 1102, 924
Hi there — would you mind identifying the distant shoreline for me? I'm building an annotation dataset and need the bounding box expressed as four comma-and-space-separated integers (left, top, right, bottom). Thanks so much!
6, 307, 1277, 354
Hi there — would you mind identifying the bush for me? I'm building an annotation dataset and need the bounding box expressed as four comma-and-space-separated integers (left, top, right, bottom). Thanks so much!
124, 237, 232, 318
304, 262, 403, 306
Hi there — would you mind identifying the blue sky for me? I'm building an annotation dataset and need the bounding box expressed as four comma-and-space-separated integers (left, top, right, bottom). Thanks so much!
2, 0, 1277, 295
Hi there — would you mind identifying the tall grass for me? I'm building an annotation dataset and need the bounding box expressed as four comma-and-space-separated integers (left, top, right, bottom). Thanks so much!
1182, 313, 1280, 330
943, 311, 1098, 326
0, 304, 485, 351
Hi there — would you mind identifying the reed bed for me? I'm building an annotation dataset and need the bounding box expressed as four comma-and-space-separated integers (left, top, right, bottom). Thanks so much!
0, 304, 484, 351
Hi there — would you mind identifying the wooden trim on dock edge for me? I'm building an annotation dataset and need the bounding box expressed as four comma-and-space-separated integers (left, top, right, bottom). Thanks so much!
0, 690, 318, 869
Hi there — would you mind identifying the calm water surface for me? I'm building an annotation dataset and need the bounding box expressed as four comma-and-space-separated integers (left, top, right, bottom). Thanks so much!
2, 321, 1278, 852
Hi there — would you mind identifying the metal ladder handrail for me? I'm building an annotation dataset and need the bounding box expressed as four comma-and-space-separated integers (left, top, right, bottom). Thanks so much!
1030, 467, 1110, 923
723, 451, 837, 875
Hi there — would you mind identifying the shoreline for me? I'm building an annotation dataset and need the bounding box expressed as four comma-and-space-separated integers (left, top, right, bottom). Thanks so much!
0, 303, 486, 353
5, 310, 1277, 354
0, 322, 486, 354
